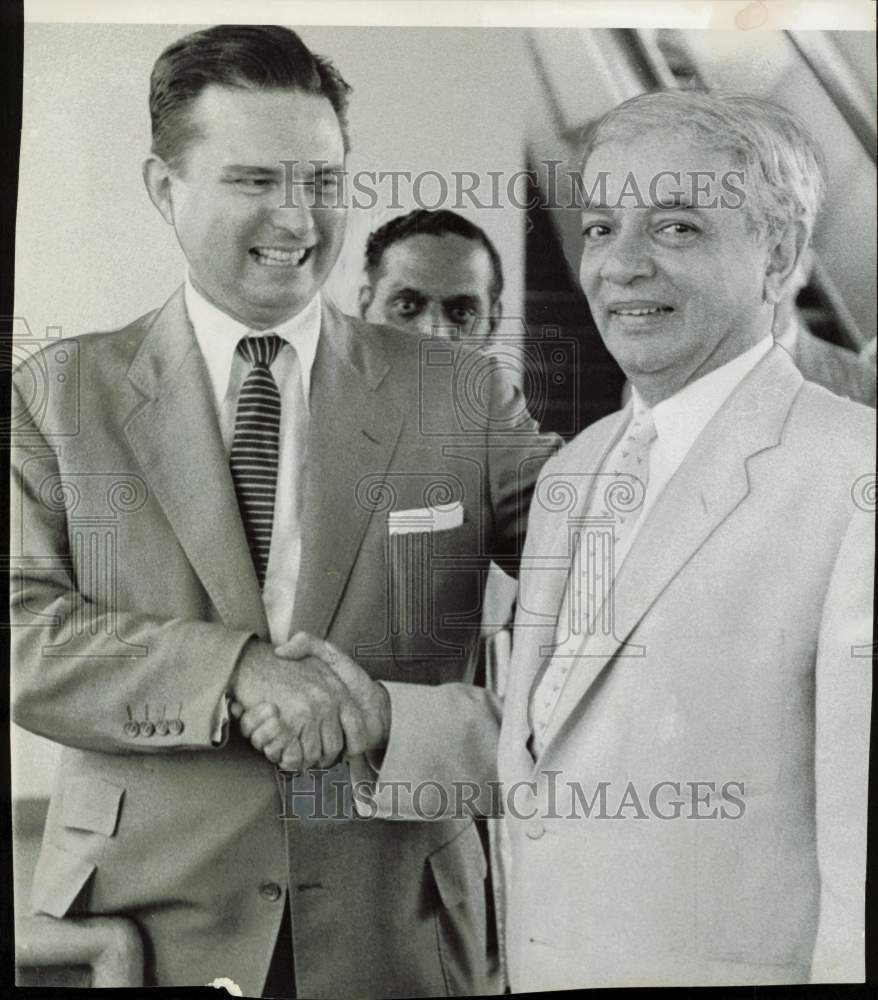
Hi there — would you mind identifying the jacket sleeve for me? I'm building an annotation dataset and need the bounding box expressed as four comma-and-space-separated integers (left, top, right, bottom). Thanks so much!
350, 679, 503, 820
810, 499, 873, 982
10, 369, 252, 755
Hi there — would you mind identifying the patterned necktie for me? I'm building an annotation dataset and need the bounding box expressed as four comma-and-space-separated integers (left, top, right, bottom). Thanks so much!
606, 408, 657, 554
230, 335, 285, 589
528, 408, 657, 756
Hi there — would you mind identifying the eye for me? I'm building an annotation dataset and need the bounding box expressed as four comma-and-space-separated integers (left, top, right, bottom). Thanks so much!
657, 221, 699, 238
448, 306, 476, 324
311, 174, 344, 207
234, 177, 274, 192
392, 298, 421, 318
582, 223, 611, 240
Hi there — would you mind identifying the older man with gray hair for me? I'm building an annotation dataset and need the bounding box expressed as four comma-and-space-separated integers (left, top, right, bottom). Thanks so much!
339, 89, 873, 991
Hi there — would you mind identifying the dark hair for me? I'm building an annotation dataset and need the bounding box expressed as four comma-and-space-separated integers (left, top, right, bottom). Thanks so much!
364, 209, 504, 308
149, 24, 353, 168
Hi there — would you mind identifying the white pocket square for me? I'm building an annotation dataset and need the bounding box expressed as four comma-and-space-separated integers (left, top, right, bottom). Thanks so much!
387, 501, 464, 535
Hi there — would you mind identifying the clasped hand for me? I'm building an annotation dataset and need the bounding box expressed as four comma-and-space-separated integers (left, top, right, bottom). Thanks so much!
230, 633, 389, 772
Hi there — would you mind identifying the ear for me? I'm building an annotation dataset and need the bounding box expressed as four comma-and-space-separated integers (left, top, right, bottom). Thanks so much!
488, 299, 503, 336
763, 221, 808, 305
142, 155, 176, 227
357, 283, 373, 320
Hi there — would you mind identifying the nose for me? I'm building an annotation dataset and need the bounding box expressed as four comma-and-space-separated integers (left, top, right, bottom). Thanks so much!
597, 227, 655, 285
412, 303, 445, 337
268, 189, 315, 239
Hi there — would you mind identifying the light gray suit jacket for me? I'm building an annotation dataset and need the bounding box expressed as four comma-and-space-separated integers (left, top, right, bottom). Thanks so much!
373, 347, 874, 990
10, 287, 558, 996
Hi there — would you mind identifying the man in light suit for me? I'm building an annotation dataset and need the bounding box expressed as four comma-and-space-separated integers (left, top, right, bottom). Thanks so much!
327, 90, 873, 990
10, 25, 558, 996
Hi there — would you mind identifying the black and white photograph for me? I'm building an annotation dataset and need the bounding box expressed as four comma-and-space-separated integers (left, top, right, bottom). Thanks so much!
5, 0, 876, 995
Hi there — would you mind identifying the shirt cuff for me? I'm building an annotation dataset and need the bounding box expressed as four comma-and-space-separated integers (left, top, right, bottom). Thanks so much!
211, 692, 231, 747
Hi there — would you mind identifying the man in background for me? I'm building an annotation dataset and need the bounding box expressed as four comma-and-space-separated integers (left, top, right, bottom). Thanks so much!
359, 208, 503, 338
358, 207, 513, 990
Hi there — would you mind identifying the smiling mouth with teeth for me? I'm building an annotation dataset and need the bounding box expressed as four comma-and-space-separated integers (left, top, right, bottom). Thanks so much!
250, 246, 313, 267
611, 306, 674, 317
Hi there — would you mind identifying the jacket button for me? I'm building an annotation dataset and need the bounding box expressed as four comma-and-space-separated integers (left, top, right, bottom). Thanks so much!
123, 721, 140, 737
259, 882, 283, 902
525, 818, 546, 840
140, 721, 155, 737
155, 720, 169, 736
168, 719, 184, 736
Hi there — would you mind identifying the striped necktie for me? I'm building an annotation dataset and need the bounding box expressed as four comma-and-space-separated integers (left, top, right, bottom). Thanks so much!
230, 335, 285, 589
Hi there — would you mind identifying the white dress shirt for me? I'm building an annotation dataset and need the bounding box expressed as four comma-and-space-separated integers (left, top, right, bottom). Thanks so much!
616, 334, 774, 566
185, 276, 321, 645
530, 334, 776, 734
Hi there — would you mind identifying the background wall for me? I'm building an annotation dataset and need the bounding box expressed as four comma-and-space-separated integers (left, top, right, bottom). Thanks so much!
13, 22, 528, 798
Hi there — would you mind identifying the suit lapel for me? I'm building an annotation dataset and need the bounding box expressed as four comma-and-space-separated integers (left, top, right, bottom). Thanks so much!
501, 410, 627, 757
124, 287, 268, 636
291, 303, 404, 639
537, 347, 804, 757
518, 409, 630, 706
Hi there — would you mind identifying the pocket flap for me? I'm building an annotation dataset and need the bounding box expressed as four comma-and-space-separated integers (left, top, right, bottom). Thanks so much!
62, 775, 124, 836
31, 842, 96, 918
428, 824, 487, 909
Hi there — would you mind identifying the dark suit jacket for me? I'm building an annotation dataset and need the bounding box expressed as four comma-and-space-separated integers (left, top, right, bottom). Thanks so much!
10, 287, 559, 996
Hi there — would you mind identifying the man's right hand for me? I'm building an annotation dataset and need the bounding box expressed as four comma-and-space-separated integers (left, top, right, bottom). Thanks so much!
230, 639, 368, 770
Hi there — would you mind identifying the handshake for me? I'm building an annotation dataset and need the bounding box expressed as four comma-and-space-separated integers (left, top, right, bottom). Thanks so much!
229, 632, 391, 772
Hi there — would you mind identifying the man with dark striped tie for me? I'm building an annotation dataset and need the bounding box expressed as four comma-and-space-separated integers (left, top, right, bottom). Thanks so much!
10, 23, 559, 998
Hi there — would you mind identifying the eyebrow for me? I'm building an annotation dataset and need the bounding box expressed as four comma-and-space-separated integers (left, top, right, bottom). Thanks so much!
221, 162, 345, 177
444, 295, 481, 308
221, 165, 282, 177
652, 193, 697, 210
580, 196, 703, 212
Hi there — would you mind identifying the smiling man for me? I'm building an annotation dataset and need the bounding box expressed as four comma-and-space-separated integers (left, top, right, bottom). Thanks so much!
497, 89, 874, 990
11, 24, 558, 997
341, 89, 874, 991
358, 208, 503, 339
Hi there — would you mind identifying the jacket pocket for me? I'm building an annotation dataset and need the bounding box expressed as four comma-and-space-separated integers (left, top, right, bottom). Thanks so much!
31, 842, 96, 918
388, 523, 483, 665
690, 813, 817, 967
62, 776, 124, 836
31, 775, 126, 918
428, 823, 488, 995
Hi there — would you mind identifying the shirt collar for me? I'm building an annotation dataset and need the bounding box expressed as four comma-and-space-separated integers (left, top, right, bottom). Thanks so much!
631, 335, 774, 468
184, 274, 322, 408
774, 312, 800, 354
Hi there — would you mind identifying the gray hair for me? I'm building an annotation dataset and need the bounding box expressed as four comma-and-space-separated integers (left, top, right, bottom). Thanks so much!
580, 89, 827, 242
